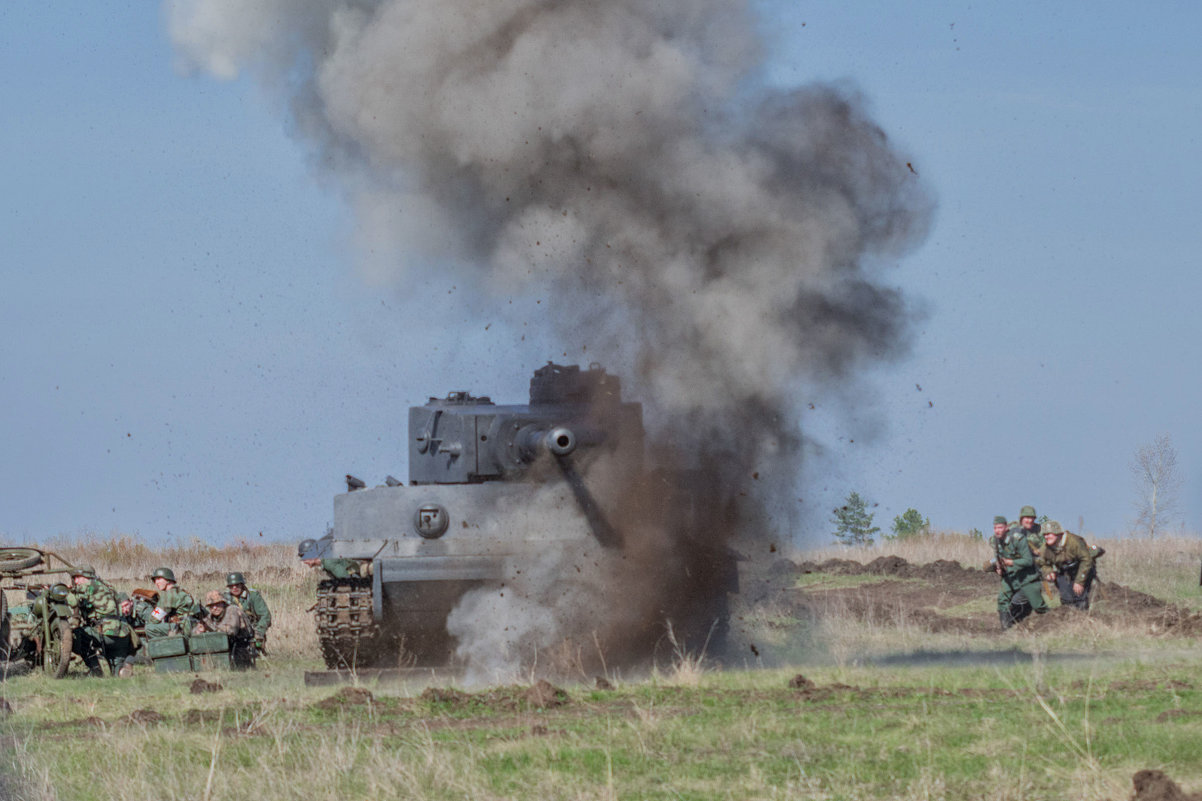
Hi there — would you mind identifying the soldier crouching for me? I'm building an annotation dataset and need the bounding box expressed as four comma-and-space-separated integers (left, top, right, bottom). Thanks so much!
194, 590, 257, 670
1038, 521, 1099, 610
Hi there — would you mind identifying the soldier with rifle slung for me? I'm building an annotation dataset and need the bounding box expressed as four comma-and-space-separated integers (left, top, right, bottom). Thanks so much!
1038, 521, 1101, 610
222, 571, 271, 652
990, 513, 1048, 629
70, 565, 137, 677
143, 567, 200, 638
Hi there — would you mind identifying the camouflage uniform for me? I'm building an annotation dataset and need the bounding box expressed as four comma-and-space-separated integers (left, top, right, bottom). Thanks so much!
197, 603, 256, 669
144, 585, 200, 638
1038, 528, 1097, 610
995, 527, 1048, 628
75, 577, 136, 675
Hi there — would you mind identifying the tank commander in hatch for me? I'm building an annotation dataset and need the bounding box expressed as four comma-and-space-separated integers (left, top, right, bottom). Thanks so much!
222, 571, 272, 652
298, 538, 363, 579
143, 567, 200, 638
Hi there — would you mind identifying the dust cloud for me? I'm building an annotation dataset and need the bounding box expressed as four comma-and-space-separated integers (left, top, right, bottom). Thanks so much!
168, 0, 934, 675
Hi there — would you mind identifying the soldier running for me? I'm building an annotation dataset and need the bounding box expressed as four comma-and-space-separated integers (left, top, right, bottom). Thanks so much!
993, 513, 1048, 628
1038, 521, 1099, 610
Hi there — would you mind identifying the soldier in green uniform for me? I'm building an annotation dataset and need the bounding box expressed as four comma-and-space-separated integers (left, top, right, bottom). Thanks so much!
1038, 521, 1099, 610
70, 566, 137, 677
1015, 505, 1042, 555
143, 567, 200, 638
222, 572, 272, 652
298, 539, 362, 579
994, 513, 1048, 629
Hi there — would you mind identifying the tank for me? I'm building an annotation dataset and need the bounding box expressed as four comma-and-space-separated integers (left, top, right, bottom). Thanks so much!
307, 362, 733, 669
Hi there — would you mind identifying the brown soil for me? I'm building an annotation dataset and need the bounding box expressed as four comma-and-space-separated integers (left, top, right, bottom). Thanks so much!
775, 556, 1202, 638
124, 709, 164, 725
1132, 770, 1202, 801
314, 687, 375, 710
189, 678, 223, 694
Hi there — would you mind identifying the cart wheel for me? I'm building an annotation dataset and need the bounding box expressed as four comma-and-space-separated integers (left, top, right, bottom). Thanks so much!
45, 619, 73, 679
0, 548, 42, 572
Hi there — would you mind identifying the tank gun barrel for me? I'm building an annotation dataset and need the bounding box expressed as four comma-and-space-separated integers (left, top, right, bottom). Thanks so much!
513, 424, 606, 463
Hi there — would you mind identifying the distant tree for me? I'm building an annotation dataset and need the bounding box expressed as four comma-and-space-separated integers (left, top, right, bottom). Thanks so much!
1132, 434, 1182, 539
831, 491, 880, 546
889, 508, 930, 540
967, 527, 984, 541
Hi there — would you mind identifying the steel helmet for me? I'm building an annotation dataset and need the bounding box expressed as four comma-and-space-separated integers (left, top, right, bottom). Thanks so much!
204, 590, 226, 607
150, 567, 177, 583
297, 539, 317, 559
70, 565, 97, 579
226, 572, 246, 587
1043, 520, 1064, 536
1019, 505, 1037, 519
47, 583, 71, 603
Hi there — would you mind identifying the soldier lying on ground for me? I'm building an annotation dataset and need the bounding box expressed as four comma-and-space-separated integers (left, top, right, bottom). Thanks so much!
1038, 520, 1101, 610
193, 590, 257, 669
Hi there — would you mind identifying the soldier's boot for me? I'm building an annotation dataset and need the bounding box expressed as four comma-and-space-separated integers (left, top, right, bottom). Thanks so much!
998, 609, 1013, 630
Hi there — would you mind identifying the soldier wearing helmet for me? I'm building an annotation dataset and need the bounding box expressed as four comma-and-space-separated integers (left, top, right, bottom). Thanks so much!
994, 506, 1049, 629
195, 589, 256, 669
222, 571, 272, 652
1037, 521, 1100, 610
70, 565, 136, 677
143, 566, 199, 639
298, 537, 362, 580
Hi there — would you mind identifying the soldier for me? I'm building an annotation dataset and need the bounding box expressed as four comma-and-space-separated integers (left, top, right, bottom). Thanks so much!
1038, 521, 1098, 610
222, 572, 271, 652
1015, 505, 1042, 554
994, 513, 1048, 629
70, 566, 137, 677
195, 590, 256, 669
298, 538, 362, 579
143, 567, 199, 638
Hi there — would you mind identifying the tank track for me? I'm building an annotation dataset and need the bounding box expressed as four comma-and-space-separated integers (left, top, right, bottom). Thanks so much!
315, 577, 383, 669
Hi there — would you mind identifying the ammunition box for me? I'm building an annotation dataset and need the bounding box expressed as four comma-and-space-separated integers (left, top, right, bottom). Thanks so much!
153, 654, 194, 673
188, 632, 230, 654
144, 636, 188, 659
191, 652, 232, 671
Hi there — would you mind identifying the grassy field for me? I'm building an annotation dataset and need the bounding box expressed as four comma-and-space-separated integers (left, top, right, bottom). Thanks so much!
2, 533, 1201, 800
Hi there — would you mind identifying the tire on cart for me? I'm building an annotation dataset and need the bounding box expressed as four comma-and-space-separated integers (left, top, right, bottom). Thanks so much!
0, 548, 42, 572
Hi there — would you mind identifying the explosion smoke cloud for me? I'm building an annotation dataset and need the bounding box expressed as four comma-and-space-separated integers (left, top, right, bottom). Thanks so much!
168, 0, 934, 673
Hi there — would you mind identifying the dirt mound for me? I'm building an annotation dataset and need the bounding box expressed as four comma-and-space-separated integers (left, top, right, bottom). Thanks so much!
182, 709, 224, 724
786, 557, 1202, 639
421, 683, 570, 713
190, 678, 223, 694
315, 687, 374, 710
524, 680, 570, 709
1132, 770, 1202, 801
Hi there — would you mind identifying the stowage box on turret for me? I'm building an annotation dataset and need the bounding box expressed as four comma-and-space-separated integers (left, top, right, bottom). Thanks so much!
305, 363, 655, 667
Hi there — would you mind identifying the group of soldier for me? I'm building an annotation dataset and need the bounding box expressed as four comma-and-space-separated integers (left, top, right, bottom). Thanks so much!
991, 504, 1102, 629
37, 565, 271, 677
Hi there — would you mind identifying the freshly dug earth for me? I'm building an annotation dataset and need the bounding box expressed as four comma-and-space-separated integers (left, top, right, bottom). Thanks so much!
742, 556, 1202, 638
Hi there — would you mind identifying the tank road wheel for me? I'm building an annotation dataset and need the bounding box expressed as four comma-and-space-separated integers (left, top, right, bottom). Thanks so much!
42, 619, 73, 679
315, 578, 383, 669
0, 548, 42, 572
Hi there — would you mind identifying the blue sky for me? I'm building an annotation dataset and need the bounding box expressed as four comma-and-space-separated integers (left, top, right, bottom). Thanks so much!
2, 2, 1199, 546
